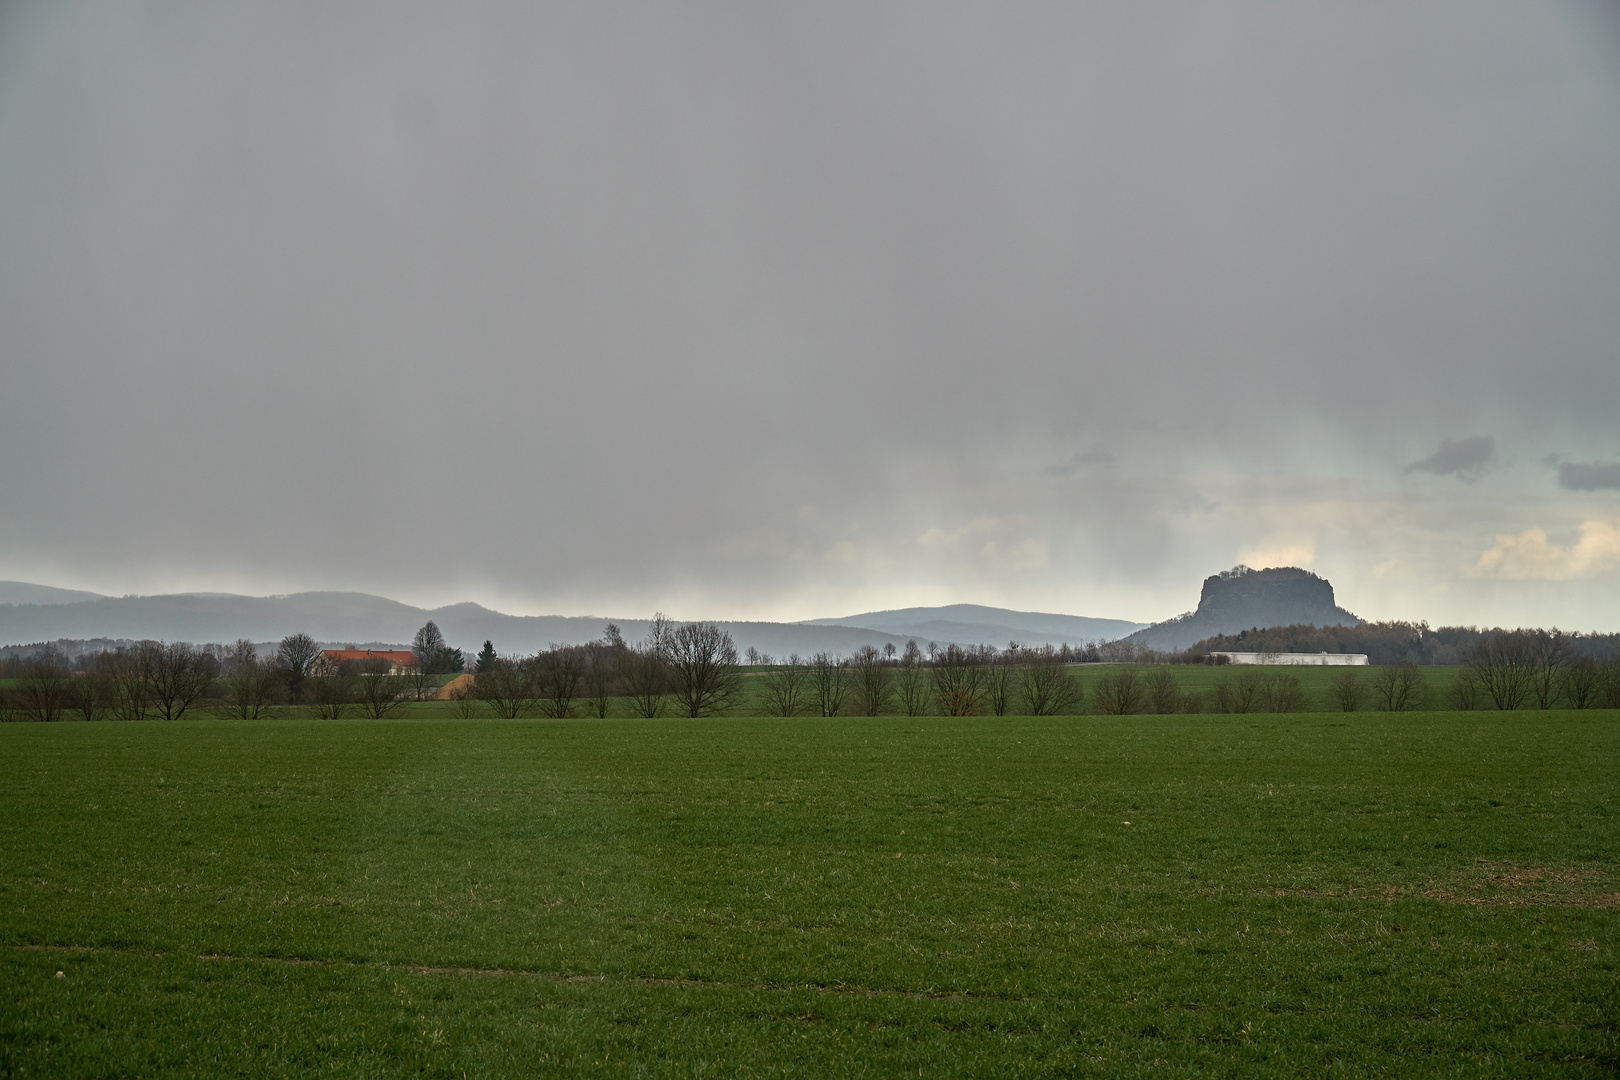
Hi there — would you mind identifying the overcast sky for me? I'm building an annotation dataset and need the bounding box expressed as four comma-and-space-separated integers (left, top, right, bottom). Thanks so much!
3, 1, 1619, 628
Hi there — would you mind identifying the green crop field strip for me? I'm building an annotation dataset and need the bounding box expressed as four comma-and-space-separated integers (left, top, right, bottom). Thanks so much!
3, 711, 1616, 1077
729, 664, 1481, 713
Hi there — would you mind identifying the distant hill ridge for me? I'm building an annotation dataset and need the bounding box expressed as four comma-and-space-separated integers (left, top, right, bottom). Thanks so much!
0, 580, 107, 605
0, 574, 1366, 658
1124, 566, 1361, 652
0, 586, 1135, 657
801, 603, 1145, 647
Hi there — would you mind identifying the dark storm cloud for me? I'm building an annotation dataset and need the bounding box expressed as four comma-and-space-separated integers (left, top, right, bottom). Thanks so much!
1, 1, 1619, 627
1403, 437, 1497, 483
1557, 461, 1620, 491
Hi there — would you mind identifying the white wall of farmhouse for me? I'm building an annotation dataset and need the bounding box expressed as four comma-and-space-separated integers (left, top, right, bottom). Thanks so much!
1211, 651, 1369, 666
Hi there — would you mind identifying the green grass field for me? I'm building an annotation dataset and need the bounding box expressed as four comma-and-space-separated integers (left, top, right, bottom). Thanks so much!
732, 664, 1480, 713
3, 710, 1616, 1077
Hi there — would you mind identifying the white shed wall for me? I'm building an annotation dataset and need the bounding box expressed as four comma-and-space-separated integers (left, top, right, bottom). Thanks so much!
1211, 651, 1369, 666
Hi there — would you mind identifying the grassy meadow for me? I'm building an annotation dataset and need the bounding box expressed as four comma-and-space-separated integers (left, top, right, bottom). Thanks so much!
740, 662, 1462, 714
2, 708, 1616, 1077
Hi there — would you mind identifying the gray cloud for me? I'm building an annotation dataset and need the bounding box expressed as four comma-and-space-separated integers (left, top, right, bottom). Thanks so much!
1, 2, 1619, 629
1404, 437, 1497, 483
1557, 461, 1620, 491
1041, 449, 1117, 478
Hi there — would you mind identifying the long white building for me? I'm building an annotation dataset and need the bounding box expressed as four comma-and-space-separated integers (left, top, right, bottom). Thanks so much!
1210, 651, 1368, 666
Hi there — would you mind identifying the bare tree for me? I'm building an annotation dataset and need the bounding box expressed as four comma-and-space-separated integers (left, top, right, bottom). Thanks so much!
408, 620, 464, 700
1601, 658, 1620, 709
476, 655, 539, 719
18, 649, 72, 722
106, 642, 159, 722
148, 642, 217, 721
217, 639, 278, 721
759, 654, 810, 717
222, 638, 255, 673
1095, 639, 1156, 664
621, 646, 668, 718
1144, 667, 1180, 714
1014, 645, 1081, 716
810, 651, 850, 717
350, 656, 410, 720
894, 640, 929, 716
412, 621, 446, 672
308, 671, 357, 720
646, 612, 675, 656
447, 679, 482, 719
1528, 630, 1574, 709
1329, 668, 1365, 712
534, 645, 585, 718
665, 622, 742, 718
1370, 662, 1425, 712
404, 660, 437, 702
1210, 669, 1262, 714
1090, 667, 1144, 715
980, 646, 1015, 716
1258, 671, 1307, 712
1466, 632, 1535, 710
1448, 668, 1484, 710
276, 632, 322, 704
929, 644, 982, 716
70, 664, 115, 723
848, 645, 893, 716
581, 636, 621, 718
1559, 656, 1605, 709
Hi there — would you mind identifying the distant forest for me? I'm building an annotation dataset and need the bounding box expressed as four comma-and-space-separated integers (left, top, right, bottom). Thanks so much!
1184, 622, 1620, 667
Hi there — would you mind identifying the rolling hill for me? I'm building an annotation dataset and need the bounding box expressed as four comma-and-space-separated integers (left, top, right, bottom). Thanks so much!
0, 588, 1145, 657
801, 603, 1146, 647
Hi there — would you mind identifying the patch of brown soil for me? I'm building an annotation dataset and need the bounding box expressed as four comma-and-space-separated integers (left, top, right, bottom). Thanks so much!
436, 674, 474, 701
1421, 860, 1619, 909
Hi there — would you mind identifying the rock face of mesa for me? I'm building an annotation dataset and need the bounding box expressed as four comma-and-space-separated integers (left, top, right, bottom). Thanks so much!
1123, 566, 1361, 652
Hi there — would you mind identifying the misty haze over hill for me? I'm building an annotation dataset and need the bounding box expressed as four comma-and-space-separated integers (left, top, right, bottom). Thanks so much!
0, 586, 1140, 658
804, 605, 1144, 647
0, 581, 108, 606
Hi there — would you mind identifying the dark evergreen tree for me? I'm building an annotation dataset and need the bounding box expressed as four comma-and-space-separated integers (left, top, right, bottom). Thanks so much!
475, 640, 498, 673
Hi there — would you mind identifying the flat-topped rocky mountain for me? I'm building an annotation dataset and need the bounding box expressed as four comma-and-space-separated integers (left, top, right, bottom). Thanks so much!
1124, 566, 1361, 652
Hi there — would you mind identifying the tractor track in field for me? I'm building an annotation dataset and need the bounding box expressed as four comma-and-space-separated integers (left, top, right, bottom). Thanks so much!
12, 942, 1011, 1003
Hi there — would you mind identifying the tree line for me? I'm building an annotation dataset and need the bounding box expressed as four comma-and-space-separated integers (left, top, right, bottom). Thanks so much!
0, 621, 466, 723
1183, 621, 1620, 667
450, 625, 1620, 717
3, 620, 1618, 722
462, 618, 745, 720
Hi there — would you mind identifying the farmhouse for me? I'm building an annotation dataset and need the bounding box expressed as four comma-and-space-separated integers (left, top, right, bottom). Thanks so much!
316, 649, 417, 675
1211, 651, 1368, 666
